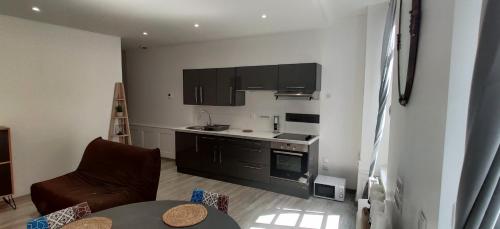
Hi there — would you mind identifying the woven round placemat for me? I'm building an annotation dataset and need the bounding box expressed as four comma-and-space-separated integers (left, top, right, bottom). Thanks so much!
162, 204, 208, 227
62, 217, 112, 229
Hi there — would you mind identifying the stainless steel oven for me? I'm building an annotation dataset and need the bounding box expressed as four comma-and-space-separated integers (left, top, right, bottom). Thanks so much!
270, 142, 308, 181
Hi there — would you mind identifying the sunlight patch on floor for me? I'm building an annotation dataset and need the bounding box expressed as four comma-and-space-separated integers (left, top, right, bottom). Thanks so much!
325, 215, 340, 229
275, 213, 300, 226
256, 214, 276, 224
249, 207, 340, 229
299, 214, 324, 228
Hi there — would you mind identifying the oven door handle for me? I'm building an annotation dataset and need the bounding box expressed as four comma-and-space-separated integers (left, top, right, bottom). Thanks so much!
242, 165, 263, 170
273, 150, 304, 157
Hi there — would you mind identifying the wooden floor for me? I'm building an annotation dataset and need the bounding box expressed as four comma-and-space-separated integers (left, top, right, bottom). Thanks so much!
0, 159, 356, 229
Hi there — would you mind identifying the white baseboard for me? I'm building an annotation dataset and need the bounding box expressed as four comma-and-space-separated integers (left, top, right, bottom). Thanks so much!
130, 124, 176, 159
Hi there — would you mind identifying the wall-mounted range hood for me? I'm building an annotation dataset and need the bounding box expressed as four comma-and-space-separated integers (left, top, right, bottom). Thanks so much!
274, 63, 321, 100
274, 91, 319, 100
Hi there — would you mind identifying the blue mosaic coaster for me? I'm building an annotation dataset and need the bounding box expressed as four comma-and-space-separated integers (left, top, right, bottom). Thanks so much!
27, 216, 49, 229
190, 188, 205, 203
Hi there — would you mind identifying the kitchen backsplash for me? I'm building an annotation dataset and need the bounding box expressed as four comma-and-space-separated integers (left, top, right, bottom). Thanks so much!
193, 91, 320, 135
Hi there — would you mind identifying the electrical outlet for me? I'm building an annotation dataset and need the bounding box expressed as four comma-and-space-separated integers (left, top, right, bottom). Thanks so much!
167, 93, 173, 99
322, 158, 329, 171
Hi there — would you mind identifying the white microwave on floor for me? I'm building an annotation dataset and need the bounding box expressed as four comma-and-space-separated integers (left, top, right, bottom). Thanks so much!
314, 175, 346, 201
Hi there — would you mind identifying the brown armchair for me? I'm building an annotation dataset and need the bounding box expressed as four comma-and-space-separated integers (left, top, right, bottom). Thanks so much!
31, 137, 161, 215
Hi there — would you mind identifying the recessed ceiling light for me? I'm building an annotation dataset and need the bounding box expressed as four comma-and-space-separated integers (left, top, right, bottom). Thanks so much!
261, 14, 267, 19
32, 6, 41, 12
142, 32, 148, 36
194, 23, 200, 28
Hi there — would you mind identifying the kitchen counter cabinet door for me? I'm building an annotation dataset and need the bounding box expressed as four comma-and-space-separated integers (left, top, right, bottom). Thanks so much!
198, 135, 221, 174
219, 138, 270, 183
175, 132, 201, 170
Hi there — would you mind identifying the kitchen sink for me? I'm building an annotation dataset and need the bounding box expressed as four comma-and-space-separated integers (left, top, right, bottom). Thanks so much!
187, 125, 230, 131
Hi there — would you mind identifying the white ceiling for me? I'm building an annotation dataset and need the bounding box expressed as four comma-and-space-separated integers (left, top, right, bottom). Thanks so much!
0, 0, 384, 49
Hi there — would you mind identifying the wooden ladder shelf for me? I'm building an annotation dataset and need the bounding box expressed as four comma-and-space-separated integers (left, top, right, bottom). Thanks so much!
108, 82, 132, 145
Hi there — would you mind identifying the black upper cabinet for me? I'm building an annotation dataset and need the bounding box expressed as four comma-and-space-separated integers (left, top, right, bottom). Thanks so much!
217, 68, 245, 106
278, 63, 321, 92
183, 63, 320, 105
183, 68, 244, 106
236, 65, 278, 90
198, 69, 218, 105
183, 70, 199, 105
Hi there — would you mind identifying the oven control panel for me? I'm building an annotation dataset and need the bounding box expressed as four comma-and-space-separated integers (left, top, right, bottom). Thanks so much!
271, 141, 309, 153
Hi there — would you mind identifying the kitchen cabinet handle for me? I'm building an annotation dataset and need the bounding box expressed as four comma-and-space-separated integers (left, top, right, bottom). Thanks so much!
242, 165, 263, 170
229, 87, 233, 105
219, 151, 222, 164
195, 87, 198, 104
195, 136, 199, 152
213, 150, 217, 163
247, 86, 263, 89
200, 87, 204, 104
286, 86, 305, 89
201, 136, 216, 140
243, 148, 261, 153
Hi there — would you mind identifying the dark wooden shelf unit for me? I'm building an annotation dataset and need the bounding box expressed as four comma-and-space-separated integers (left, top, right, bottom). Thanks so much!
0, 127, 16, 209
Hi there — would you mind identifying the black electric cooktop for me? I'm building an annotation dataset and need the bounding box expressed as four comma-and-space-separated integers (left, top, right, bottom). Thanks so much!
273, 133, 316, 141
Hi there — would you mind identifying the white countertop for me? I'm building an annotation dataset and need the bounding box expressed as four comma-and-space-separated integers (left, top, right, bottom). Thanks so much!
172, 127, 319, 145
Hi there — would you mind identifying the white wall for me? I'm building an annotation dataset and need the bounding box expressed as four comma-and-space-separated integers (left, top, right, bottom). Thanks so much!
192, 91, 320, 134
438, 0, 482, 228
318, 16, 366, 190
125, 14, 367, 189
0, 15, 122, 196
386, 0, 455, 227
356, 3, 389, 199
386, 0, 482, 228
125, 29, 325, 129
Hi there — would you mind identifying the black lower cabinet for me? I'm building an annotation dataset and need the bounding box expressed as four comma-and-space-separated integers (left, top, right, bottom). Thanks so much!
228, 160, 269, 183
175, 132, 201, 170
175, 132, 314, 199
220, 138, 269, 183
175, 133, 271, 184
198, 135, 221, 174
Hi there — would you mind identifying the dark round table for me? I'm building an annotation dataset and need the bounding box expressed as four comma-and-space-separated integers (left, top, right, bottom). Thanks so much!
90, 200, 240, 228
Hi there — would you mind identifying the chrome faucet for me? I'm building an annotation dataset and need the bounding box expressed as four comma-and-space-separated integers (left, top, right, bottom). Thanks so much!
200, 109, 212, 126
